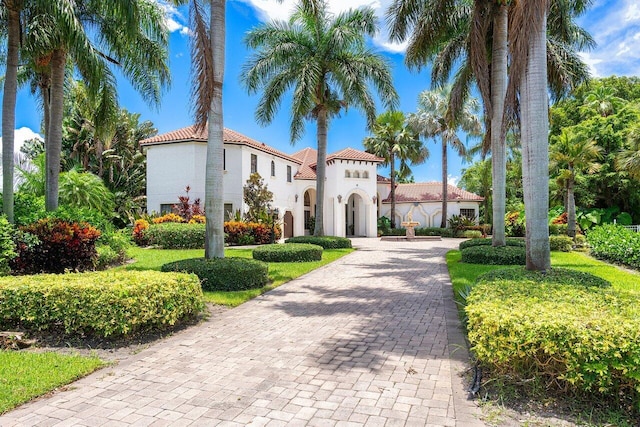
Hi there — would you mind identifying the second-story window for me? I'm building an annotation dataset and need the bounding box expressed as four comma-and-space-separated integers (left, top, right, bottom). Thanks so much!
251, 153, 257, 174
271, 160, 275, 177
345, 170, 351, 178
287, 165, 292, 182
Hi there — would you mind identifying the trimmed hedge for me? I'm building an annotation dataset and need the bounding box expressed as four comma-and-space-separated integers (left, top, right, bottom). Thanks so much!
285, 236, 352, 249
253, 243, 323, 262
477, 267, 611, 289
460, 245, 526, 265
379, 227, 454, 237
0, 271, 204, 337
146, 223, 205, 249
549, 235, 573, 252
466, 277, 640, 408
161, 257, 269, 291
459, 238, 526, 251
462, 230, 482, 239
587, 224, 640, 269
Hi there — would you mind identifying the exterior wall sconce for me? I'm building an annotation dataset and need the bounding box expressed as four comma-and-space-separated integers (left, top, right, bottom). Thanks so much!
337, 195, 342, 203
372, 196, 377, 204
295, 194, 298, 203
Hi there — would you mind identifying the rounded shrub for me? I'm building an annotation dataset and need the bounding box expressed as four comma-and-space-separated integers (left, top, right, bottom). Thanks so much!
461, 245, 525, 265
0, 271, 204, 337
161, 257, 269, 291
459, 238, 525, 251
549, 235, 573, 252
284, 236, 352, 249
146, 223, 205, 249
253, 243, 323, 262
466, 278, 640, 408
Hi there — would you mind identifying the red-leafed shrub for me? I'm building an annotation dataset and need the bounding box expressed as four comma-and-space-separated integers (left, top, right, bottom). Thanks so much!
11, 218, 101, 274
552, 212, 568, 224
132, 219, 149, 245
224, 221, 282, 245
152, 213, 185, 224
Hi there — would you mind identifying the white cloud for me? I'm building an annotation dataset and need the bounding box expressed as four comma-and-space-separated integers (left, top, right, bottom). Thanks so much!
0, 127, 43, 154
578, 0, 640, 77
153, 0, 190, 34
447, 174, 459, 187
237, 0, 403, 53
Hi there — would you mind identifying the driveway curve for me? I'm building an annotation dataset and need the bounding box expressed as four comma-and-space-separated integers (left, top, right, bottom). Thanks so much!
2, 238, 485, 426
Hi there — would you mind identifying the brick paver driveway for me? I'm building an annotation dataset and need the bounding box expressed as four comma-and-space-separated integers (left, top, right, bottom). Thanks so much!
2, 238, 485, 426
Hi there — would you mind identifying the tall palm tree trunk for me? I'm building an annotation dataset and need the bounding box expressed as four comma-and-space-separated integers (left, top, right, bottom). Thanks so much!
440, 140, 448, 228
204, 0, 225, 259
521, 12, 551, 271
491, 4, 508, 246
566, 173, 576, 238
2, 2, 20, 223
314, 109, 327, 236
389, 151, 396, 228
46, 48, 67, 211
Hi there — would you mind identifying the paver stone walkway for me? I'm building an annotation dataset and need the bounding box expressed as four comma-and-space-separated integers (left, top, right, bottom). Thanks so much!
1, 238, 485, 426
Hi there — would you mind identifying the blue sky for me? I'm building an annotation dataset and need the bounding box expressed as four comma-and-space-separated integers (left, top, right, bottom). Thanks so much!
5, 0, 640, 184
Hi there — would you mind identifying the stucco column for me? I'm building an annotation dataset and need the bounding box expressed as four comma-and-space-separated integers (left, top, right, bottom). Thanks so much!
336, 198, 345, 237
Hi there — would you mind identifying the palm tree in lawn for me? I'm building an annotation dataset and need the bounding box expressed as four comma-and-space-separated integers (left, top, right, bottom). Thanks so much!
408, 85, 482, 228
242, 0, 398, 236
508, 0, 551, 270
363, 111, 428, 229
387, 0, 592, 247
549, 128, 602, 237
1, 0, 23, 223
18, 0, 169, 212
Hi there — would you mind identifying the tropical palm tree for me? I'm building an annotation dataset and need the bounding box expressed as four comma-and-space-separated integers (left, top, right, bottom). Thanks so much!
1, 0, 22, 223
616, 124, 640, 180
189, 0, 226, 258
242, 0, 398, 236
15, 0, 169, 212
387, 0, 593, 248
508, 0, 550, 270
582, 86, 626, 118
363, 111, 428, 228
550, 128, 602, 237
408, 85, 482, 228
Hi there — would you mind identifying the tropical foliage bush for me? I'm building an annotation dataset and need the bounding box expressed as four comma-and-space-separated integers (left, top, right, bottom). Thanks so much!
466, 272, 639, 409
461, 245, 526, 265
549, 235, 574, 252
285, 235, 352, 249
458, 238, 525, 251
161, 257, 269, 291
0, 217, 16, 275
0, 271, 204, 337
587, 224, 640, 269
378, 227, 454, 237
95, 228, 132, 269
462, 230, 482, 239
253, 243, 323, 262
11, 218, 101, 274
505, 210, 526, 237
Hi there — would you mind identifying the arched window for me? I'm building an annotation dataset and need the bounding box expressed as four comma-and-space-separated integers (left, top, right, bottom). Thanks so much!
362, 171, 369, 179
304, 191, 310, 207
353, 171, 360, 178
271, 160, 275, 177
345, 170, 351, 178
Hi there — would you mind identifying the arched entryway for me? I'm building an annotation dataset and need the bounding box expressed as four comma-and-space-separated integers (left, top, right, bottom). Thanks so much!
303, 189, 317, 235
345, 193, 366, 236
283, 211, 294, 238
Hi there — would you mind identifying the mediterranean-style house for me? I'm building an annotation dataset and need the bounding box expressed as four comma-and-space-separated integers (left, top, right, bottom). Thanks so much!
140, 126, 483, 238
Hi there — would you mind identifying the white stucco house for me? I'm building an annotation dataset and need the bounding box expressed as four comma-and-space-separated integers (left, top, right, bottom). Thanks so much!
141, 126, 483, 237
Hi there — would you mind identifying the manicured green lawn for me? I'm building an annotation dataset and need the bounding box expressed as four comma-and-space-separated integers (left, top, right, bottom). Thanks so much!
121, 246, 354, 307
0, 351, 104, 414
447, 248, 640, 295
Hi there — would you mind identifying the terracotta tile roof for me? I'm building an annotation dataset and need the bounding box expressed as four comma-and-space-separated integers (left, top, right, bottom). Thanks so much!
291, 147, 318, 180
140, 125, 301, 164
382, 182, 483, 203
325, 147, 384, 163
377, 174, 391, 183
